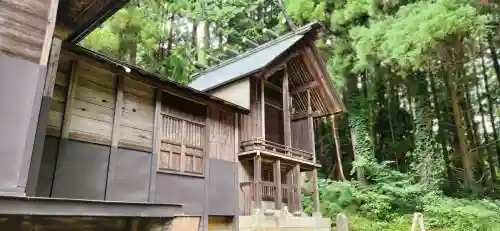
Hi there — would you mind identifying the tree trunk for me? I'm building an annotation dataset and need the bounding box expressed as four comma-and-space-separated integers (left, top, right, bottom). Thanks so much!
481, 56, 500, 167
463, 82, 485, 184
487, 32, 500, 86
332, 115, 346, 181
474, 63, 497, 182
447, 69, 474, 188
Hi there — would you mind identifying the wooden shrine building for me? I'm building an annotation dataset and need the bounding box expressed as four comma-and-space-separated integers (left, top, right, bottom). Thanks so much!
189, 22, 344, 215
0, 0, 344, 230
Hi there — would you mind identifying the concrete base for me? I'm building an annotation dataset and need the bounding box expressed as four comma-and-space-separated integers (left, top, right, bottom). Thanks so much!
239, 209, 331, 231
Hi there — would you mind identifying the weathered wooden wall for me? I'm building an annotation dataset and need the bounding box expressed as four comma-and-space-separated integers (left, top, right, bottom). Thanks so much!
207, 107, 236, 162
240, 77, 263, 142
291, 118, 312, 153
0, 0, 55, 63
36, 46, 240, 222
46, 52, 155, 151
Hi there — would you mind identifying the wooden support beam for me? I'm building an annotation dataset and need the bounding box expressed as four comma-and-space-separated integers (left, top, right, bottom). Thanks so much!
111, 76, 124, 147
254, 154, 262, 209
40, 0, 60, 65
264, 52, 300, 79
291, 111, 330, 121
311, 168, 320, 214
265, 101, 282, 111
283, 67, 292, 147
264, 81, 282, 93
274, 159, 282, 209
291, 81, 319, 95
294, 163, 302, 212
307, 89, 316, 163
106, 75, 124, 200
150, 89, 163, 202
43, 38, 62, 97
261, 78, 266, 139
61, 60, 79, 138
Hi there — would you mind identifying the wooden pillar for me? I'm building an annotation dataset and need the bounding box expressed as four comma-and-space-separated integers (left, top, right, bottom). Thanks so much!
274, 159, 282, 209
306, 89, 316, 162
253, 153, 262, 209
26, 37, 62, 196
294, 163, 302, 212
260, 78, 266, 139
311, 168, 320, 214
286, 168, 294, 211
282, 66, 292, 147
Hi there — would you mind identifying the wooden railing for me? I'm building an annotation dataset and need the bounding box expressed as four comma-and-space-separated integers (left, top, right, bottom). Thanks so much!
240, 138, 314, 162
240, 181, 293, 215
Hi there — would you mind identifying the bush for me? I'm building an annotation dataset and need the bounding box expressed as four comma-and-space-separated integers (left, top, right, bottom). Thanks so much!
303, 179, 500, 231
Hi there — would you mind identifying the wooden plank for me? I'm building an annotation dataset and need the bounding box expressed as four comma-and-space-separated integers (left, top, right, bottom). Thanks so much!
124, 77, 155, 99
74, 77, 116, 109
69, 115, 113, 141
111, 76, 124, 147
72, 100, 114, 123
43, 37, 61, 97
119, 125, 153, 149
39, 0, 59, 65
1, 0, 50, 19
60, 60, 78, 138
274, 159, 282, 209
78, 63, 116, 88
122, 93, 155, 132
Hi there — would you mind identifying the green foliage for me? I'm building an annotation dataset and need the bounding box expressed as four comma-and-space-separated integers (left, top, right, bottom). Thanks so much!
303, 179, 500, 231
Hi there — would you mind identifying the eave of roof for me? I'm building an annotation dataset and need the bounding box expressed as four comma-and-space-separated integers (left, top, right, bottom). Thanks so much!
63, 44, 250, 114
188, 21, 323, 92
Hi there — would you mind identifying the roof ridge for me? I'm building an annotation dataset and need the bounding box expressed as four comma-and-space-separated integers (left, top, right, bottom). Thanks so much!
191, 21, 320, 79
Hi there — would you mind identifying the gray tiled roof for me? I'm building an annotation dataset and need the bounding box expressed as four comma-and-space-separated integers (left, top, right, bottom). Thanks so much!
188, 22, 320, 91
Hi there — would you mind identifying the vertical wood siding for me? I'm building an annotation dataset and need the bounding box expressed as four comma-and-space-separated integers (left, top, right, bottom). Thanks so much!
291, 118, 312, 152
240, 77, 262, 142
207, 106, 235, 162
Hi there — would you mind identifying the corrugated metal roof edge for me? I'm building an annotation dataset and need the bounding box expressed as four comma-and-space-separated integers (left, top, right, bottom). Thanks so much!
63, 43, 250, 114
189, 21, 323, 90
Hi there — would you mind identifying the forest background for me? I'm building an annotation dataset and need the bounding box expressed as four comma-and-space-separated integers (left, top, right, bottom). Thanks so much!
81, 0, 500, 230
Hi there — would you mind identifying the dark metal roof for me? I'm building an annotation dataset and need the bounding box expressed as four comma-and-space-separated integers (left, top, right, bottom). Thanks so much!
188, 21, 322, 91
64, 44, 250, 114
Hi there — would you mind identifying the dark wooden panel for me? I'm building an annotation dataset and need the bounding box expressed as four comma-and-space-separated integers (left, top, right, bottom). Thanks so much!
0, 54, 45, 195
208, 159, 237, 216
35, 136, 60, 197
155, 173, 205, 215
106, 148, 151, 202
51, 139, 110, 200
291, 118, 312, 152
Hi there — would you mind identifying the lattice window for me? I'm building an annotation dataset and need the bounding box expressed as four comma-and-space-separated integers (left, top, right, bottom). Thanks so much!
158, 93, 206, 175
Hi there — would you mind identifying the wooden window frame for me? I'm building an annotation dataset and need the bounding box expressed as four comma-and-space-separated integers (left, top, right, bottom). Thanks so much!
156, 91, 207, 177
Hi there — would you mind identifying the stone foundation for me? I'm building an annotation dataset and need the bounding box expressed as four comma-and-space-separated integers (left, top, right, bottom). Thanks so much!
239, 208, 331, 231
